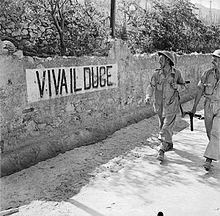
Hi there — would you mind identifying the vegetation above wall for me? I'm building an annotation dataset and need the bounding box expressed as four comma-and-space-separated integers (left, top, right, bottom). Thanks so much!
0, 0, 220, 57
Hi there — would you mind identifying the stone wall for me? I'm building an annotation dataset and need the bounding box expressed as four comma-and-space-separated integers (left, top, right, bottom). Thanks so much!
0, 40, 212, 176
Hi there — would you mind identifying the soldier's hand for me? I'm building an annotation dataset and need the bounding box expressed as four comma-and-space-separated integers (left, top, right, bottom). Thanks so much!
170, 82, 178, 90
179, 84, 186, 92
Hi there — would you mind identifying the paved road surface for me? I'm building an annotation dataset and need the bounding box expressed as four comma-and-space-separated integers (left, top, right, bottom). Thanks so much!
3, 110, 219, 216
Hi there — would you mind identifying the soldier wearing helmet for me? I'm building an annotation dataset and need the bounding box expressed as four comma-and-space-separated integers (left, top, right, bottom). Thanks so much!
145, 51, 186, 161
191, 49, 220, 171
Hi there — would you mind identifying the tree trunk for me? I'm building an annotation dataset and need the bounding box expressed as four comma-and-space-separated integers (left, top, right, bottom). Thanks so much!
51, 8, 66, 56
60, 32, 66, 56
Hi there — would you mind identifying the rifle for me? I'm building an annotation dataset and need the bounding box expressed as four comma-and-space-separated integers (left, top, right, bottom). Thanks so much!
176, 81, 203, 131
178, 101, 194, 131
182, 111, 194, 131
181, 110, 204, 131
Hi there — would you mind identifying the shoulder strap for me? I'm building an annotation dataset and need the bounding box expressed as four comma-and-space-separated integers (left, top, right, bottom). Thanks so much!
203, 68, 214, 83
171, 67, 177, 81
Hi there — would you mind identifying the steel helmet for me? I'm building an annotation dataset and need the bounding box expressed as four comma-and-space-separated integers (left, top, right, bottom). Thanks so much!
212, 49, 220, 58
158, 51, 177, 66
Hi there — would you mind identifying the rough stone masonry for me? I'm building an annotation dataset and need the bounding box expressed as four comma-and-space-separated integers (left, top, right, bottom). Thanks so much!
0, 39, 212, 176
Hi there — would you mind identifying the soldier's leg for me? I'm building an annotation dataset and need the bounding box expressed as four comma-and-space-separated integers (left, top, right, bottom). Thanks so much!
203, 102, 220, 170
158, 114, 176, 152
158, 113, 164, 130
158, 110, 164, 140
204, 111, 220, 161
204, 99, 213, 140
157, 106, 164, 141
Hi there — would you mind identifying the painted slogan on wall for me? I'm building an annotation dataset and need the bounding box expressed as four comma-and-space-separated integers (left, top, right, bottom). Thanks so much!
26, 64, 118, 103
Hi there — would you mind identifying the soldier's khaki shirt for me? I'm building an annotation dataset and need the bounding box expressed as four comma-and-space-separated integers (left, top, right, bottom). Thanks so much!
146, 67, 185, 116
199, 68, 220, 101
199, 68, 220, 114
